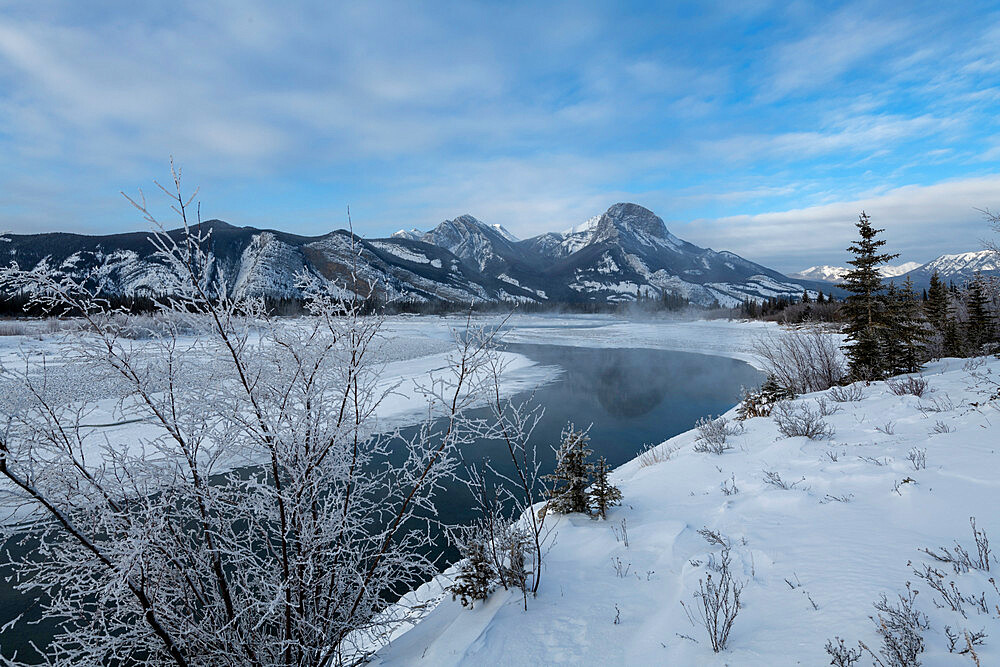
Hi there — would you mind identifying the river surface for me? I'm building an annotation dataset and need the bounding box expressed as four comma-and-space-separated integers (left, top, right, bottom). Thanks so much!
0, 342, 761, 661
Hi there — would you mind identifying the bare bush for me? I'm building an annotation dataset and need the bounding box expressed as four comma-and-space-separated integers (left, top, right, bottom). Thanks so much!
917, 395, 954, 413
681, 547, 744, 653
773, 401, 835, 440
751, 325, 846, 394
944, 626, 986, 656
829, 383, 865, 402
693, 416, 743, 455
906, 448, 927, 471
825, 637, 862, 666
720, 474, 739, 496
762, 469, 804, 490
815, 396, 843, 416
887, 376, 929, 398
930, 420, 955, 434
875, 421, 897, 436
859, 586, 929, 667
921, 517, 993, 574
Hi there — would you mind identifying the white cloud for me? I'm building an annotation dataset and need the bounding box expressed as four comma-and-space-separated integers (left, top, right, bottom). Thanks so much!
679, 175, 1000, 271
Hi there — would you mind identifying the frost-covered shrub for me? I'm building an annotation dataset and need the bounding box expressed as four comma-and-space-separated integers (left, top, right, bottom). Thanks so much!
736, 375, 794, 419
829, 383, 864, 402
681, 547, 744, 653
693, 416, 743, 455
825, 637, 862, 666
638, 442, 678, 467
886, 375, 929, 398
860, 586, 929, 667
751, 325, 846, 394
773, 401, 835, 440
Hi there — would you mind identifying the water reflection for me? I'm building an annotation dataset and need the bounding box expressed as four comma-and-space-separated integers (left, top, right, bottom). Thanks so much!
0, 342, 761, 662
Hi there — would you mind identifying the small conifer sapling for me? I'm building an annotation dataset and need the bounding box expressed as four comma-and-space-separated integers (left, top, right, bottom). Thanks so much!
450, 537, 496, 609
544, 425, 595, 514
589, 456, 623, 520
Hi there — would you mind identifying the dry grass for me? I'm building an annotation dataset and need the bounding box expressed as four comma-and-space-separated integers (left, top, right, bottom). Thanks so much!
638, 442, 680, 468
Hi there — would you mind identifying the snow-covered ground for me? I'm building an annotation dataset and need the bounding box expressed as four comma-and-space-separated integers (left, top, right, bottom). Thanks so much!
374, 354, 1000, 665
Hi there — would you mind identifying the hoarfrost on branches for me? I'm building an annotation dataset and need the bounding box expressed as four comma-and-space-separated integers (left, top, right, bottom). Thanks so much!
0, 165, 507, 666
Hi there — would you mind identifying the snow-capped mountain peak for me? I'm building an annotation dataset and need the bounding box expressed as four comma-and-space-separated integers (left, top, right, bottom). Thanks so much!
793, 251, 999, 287
561, 215, 601, 236
391, 228, 422, 241
922, 250, 999, 275
490, 224, 519, 242
879, 261, 922, 278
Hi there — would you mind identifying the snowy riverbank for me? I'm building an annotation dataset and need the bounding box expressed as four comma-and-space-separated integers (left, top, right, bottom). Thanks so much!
373, 354, 1000, 665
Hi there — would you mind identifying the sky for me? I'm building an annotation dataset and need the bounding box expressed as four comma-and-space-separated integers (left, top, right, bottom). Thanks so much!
0, 1, 999, 272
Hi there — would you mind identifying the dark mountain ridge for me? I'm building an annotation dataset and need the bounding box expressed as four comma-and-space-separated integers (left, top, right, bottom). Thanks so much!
2, 204, 838, 306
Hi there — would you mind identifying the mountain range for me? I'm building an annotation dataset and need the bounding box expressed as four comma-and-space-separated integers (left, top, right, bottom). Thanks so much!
1, 203, 835, 307
793, 250, 999, 288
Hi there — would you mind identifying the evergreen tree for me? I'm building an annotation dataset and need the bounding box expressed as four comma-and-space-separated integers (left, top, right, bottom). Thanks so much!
544, 426, 594, 514
924, 270, 950, 334
816, 291, 825, 304
449, 537, 496, 608
838, 212, 899, 380
924, 270, 957, 357
943, 318, 963, 359
889, 277, 927, 374
802, 289, 811, 304
588, 456, 622, 520
964, 273, 996, 354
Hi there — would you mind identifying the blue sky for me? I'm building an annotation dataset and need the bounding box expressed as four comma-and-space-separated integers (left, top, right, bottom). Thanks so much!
1, 1, 999, 271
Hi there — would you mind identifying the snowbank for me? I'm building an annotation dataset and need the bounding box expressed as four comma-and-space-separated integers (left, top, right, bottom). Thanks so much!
374, 356, 1000, 665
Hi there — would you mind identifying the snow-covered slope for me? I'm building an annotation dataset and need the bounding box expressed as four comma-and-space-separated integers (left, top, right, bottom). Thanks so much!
374, 355, 1000, 665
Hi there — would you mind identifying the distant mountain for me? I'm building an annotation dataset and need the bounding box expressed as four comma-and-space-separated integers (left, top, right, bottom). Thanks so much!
1, 203, 834, 307
903, 251, 999, 287
881, 262, 923, 278
793, 251, 999, 289
792, 262, 921, 283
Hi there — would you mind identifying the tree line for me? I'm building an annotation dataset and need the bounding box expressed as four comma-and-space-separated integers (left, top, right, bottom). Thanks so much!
840, 212, 998, 380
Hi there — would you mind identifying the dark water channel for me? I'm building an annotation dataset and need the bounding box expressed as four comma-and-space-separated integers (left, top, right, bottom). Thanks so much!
0, 343, 761, 660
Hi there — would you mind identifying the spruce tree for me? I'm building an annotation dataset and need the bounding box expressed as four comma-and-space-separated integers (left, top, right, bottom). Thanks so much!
544, 426, 594, 514
924, 270, 950, 334
882, 281, 904, 374
838, 212, 899, 380
890, 277, 927, 374
964, 273, 996, 354
588, 456, 623, 520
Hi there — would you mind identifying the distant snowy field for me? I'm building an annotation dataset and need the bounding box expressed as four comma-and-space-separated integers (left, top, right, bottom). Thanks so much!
373, 352, 1000, 666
